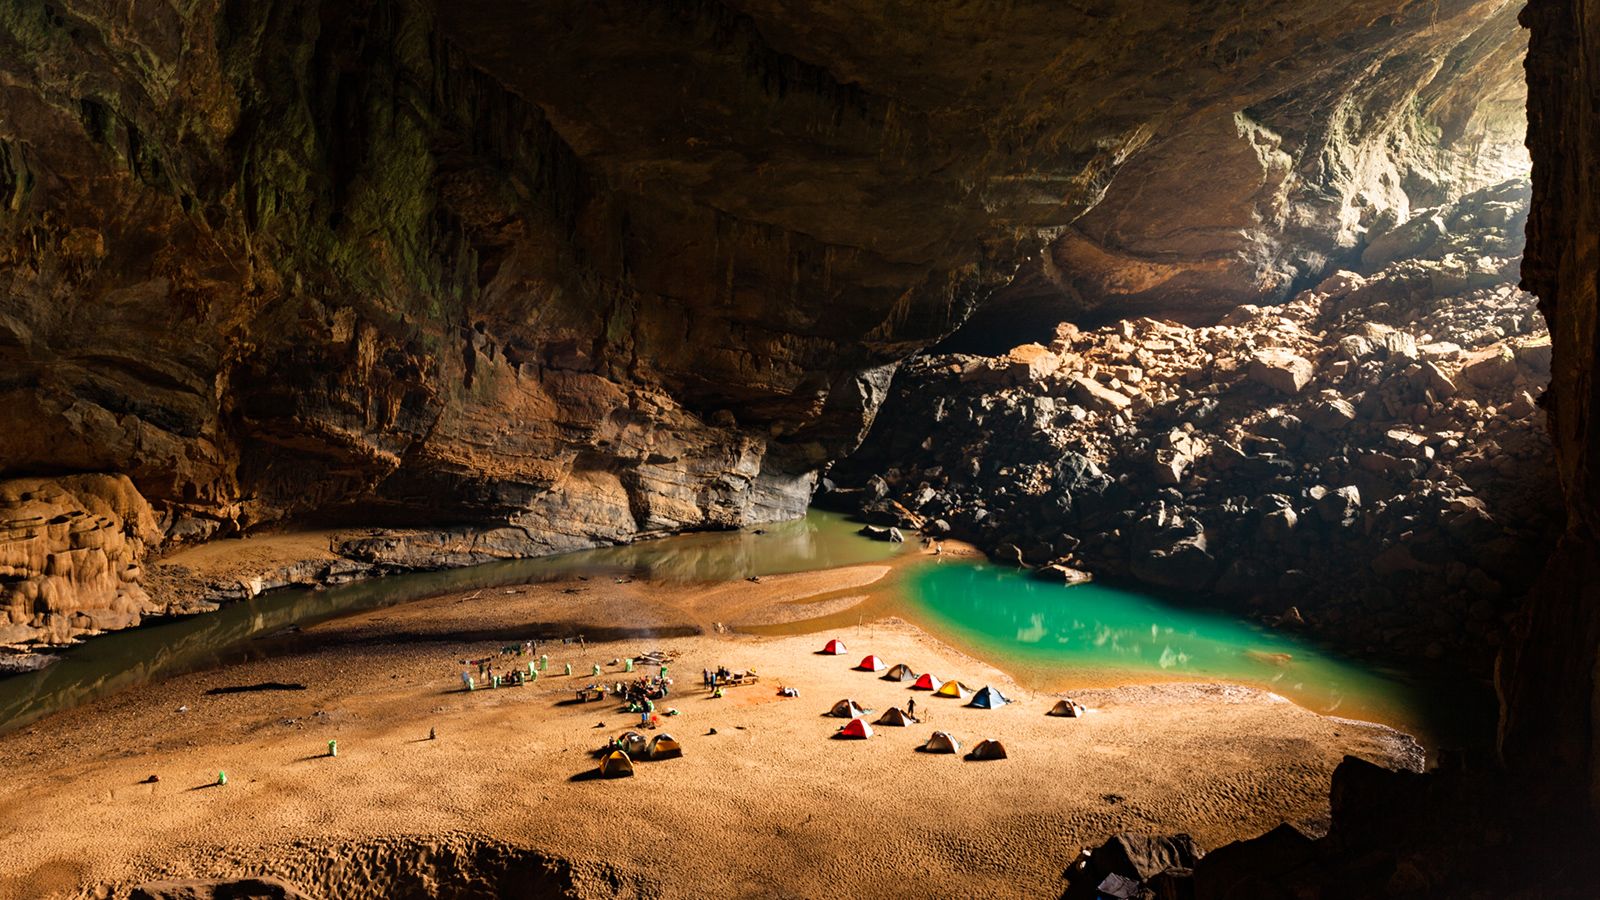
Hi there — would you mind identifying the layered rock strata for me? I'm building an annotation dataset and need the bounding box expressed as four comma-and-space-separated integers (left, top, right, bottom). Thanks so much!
0, 0, 1531, 643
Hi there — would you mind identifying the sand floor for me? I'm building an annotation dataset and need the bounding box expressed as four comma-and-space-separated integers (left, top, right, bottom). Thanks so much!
0, 564, 1416, 899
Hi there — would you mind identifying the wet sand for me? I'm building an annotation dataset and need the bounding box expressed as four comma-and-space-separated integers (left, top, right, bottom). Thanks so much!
0, 561, 1417, 899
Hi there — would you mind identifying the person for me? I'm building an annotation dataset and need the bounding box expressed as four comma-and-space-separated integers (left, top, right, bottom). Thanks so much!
907, 697, 916, 717
429, 727, 436, 741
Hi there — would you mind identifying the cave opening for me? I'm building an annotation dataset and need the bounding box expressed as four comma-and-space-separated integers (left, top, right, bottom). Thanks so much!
1, 0, 1596, 897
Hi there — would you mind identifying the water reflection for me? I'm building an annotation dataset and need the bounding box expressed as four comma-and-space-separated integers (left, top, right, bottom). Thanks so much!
0, 510, 898, 735
905, 560, 1470, 741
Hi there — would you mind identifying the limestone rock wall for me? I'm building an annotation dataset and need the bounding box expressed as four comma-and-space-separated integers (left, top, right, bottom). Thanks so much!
1501, 0, 1600, 812
0, 474, 159, 646
0, 0, 1533, 643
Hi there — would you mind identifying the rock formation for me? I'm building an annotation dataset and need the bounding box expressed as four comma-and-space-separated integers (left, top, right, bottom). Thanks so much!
833, 180, 1556, 668
0, 474, 160, 647
1503, 0, 1600, 815
0, 0, 1534, 649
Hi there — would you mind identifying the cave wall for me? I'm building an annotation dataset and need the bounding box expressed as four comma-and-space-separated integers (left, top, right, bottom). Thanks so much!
1502, 0, 1600, 810
0, 0, 1533, 644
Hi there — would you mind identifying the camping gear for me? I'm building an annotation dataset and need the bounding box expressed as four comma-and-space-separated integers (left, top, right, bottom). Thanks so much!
618, 731, 649, 757
923, 731, 960, 754
968, 685, 1010, 709
598, 750, 635, 778
911, 672, 942, 691
875, 707, 915, 726
821, 638, 847, 655
1048, 698, 1086, 717
837, 717, 873, 739
857, 655, 887, 672
883, 663, 917, 682
829, 699, 869, 719
649, 733, 683, 759
935, 680, 973, 700
968, 738, 1009, 760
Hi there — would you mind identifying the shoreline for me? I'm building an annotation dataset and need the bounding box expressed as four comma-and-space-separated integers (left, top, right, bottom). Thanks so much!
0, 560, 1421, 899
0, 525, 1450, 747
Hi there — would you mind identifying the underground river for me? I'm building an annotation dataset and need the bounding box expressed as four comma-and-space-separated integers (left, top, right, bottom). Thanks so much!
0, 510, 1480, 749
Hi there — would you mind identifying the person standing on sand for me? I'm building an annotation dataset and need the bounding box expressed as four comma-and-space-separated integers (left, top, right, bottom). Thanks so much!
907, 697, 916, 717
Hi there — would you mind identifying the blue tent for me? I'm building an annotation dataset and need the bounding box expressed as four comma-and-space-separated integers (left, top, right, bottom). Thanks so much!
968, 685, 1010, 709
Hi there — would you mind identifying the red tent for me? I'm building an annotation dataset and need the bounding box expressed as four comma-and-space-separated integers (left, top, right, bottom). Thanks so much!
911, 672, 943, 690
856, 655, 887, 672
822, 639, 848, 655
838, 717, 873, 739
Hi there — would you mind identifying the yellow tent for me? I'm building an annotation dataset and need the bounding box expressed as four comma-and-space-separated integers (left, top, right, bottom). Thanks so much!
599, 750, 635, 778
935, 680, 972, 700
649, 734, 683, 759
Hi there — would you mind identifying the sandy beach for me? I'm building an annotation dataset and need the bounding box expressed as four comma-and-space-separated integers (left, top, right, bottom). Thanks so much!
0, 557, 1418, 899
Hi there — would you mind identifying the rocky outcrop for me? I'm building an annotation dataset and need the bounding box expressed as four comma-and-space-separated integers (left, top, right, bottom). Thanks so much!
833, 181, 1558, 668
1502, 0, 1600, 815
0, 474, 160, 647
0, 1, 1531, 641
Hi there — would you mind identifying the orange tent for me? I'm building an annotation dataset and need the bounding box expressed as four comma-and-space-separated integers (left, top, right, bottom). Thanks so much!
910, 673, 942, 691
822, 639, 848, 655
935, 680, 972, 700
837, 717, 873, 739
857, 655, 887, 672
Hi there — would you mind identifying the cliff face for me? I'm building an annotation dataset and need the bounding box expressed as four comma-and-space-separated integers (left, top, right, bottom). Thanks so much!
1501, 0, 1600, 810
0, 0, 1529, 647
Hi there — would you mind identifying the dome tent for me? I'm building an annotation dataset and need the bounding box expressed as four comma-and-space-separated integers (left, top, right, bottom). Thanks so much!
837, 717, 873, 739
923, 731, 960, 754
968, 685, 1010, 709
829, 698, 870, 719
857, 655, 888, 672
883, 663, 917, 682
821, 638, 848, 655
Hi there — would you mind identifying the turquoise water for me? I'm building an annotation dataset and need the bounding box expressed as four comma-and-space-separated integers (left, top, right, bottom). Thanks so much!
905, 560, 1460, 741
0, 510, 900, 735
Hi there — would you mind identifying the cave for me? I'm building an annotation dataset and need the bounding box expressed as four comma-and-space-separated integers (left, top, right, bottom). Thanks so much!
0, 0, 1597, 897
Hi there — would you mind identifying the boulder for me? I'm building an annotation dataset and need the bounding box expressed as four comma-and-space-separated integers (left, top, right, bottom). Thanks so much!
1003, 343, 1062, 381
1068, 376, 1133, 412
1248, 349, 1315, 395
1132, 533, 1217, 591
1460, 347, 1518, 388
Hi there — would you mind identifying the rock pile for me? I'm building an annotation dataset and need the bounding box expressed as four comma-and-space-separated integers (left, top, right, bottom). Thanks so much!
832, 180, 1557, 668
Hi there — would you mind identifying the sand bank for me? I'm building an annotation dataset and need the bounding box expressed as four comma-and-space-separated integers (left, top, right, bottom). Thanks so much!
0, 563, 1416, 899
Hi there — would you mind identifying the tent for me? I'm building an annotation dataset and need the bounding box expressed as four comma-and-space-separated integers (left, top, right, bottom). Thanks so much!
923, 731, 960, 754
968, 685, 1010, 709
821, 638, 848, 655
935, 680, 972, 700
882, 663, 917, 682
910, 673, 943, 691
837, 717, 873, 739
1048, 698, 1086, 718
829, 698, 869, 719
598, 750, 635, 778
648, 733, 683, 759
617, 731, 649, 756
856, 655, 887, 672
967, 739, 1008, 760
875, 707, 915, 726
